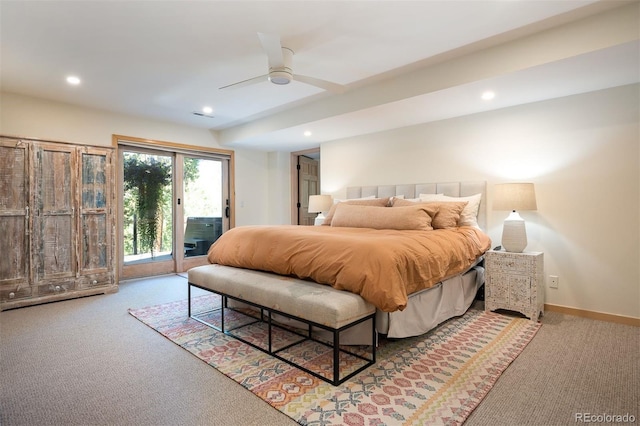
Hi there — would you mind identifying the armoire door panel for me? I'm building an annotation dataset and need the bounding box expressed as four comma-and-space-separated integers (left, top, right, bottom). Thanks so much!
42, 215, 75, 272
78, 149, 112, 279
0, 139, 29, 292
0, 217, 28, 279
32, 143, 77, 285
40, 147, 74, 212
81, 214, 108, 270
81, 151, 108, 208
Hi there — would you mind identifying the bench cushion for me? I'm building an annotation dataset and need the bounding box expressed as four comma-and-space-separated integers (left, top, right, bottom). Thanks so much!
188, 264, 376, 329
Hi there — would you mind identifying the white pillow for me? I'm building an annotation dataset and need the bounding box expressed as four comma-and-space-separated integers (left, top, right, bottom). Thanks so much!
390, 195, 420, 205
419, 193, 482, 227
333, 195, 375, 204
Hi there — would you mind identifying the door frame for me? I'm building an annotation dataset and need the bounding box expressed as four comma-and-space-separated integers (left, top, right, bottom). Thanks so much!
290, 148, 320, 225
112, 135, 235, 280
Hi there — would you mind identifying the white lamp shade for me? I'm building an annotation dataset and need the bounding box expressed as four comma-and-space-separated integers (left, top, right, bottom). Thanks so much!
493, 183, 537, 211
308, 194, 333, 213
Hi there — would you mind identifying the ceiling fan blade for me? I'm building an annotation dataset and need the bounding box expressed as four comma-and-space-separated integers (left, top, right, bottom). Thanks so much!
219, 74, 268, 90
295, 74, 346, 94
257, 32, 284, 69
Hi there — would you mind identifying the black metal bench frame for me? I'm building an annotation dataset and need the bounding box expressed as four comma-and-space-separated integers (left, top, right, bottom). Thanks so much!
188, 281, 376, 386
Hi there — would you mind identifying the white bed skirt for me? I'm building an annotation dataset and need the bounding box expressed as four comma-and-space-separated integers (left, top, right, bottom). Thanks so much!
382, 265, 484, 338
227, 264, 484, 345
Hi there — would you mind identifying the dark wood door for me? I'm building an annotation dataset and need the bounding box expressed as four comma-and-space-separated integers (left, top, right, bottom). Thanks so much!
298, 156, 319, 226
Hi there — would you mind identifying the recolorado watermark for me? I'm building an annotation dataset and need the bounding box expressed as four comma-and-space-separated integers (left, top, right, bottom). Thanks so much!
575, 412, 636, 423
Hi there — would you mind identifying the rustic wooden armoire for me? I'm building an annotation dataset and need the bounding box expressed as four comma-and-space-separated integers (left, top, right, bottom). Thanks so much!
0, 137, 117, 310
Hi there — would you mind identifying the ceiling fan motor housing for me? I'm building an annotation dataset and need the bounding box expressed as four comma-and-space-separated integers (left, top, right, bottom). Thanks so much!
269, 47, 294, 85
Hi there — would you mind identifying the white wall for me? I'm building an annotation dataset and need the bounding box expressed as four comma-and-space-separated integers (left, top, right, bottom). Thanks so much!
233, 148, 271, 226
4, 86, 638, 318
0, 91, 271, 226
267, 151, 292, 225
321, 84, 639, 319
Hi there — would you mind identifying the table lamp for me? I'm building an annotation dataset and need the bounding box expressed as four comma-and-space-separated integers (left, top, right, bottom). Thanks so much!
493, 183, 537, 252
308, 194, 333, 226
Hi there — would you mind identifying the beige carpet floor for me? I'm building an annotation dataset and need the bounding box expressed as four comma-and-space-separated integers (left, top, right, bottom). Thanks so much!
1, 274, 637, 425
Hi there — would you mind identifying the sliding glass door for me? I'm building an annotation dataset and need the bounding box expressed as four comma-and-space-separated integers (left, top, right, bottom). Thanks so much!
180, 155, 228, 271
122, 151, 173, 266
117, 141, 231, 279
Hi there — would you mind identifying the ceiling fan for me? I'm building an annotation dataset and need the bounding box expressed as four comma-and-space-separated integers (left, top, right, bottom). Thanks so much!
219, 33, 345, 93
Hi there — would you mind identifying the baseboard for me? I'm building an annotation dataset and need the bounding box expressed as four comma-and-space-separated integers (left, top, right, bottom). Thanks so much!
545, 304, 640, 327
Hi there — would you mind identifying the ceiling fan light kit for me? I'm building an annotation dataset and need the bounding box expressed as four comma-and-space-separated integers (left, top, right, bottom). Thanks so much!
269, 68, 292, 85
269, 71, 292, 85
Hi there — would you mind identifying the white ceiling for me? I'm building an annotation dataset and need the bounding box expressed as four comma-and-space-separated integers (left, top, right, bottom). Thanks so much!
1, 1, 638, 152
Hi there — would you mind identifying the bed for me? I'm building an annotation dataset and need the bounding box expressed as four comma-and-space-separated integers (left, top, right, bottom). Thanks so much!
345, 181, 489, 338
203, 181, 491, 342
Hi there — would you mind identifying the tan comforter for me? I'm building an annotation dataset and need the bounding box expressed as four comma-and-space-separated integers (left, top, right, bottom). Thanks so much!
207, 225, 491, 312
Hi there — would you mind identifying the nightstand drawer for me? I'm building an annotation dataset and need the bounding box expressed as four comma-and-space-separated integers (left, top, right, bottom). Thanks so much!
486, 252, 536, 274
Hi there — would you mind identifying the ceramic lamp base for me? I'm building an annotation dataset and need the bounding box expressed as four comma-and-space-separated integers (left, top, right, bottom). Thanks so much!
314, 213, 326, 226
502, 210, 528, 253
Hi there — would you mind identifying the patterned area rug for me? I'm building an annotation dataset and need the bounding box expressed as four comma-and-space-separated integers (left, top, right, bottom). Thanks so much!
129, 295, 540, 426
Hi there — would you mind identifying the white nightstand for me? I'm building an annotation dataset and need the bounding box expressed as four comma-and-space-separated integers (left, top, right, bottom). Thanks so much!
484, 250, 544, 322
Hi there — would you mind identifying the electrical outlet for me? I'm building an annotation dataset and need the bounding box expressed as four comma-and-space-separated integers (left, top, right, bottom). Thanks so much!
549, 275, 559, 289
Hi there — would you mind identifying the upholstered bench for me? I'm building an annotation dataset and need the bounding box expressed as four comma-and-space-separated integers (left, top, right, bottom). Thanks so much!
187, 263, 376, 385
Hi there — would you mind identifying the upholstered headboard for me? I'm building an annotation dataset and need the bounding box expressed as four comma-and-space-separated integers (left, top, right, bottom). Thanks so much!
346, 181, 487, 230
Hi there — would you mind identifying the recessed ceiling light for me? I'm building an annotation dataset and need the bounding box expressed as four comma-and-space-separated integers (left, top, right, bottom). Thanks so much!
202, 106, 213, 114
481, 91, 495, 100
304, 131, 312, 137
66, 76, 81, 85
